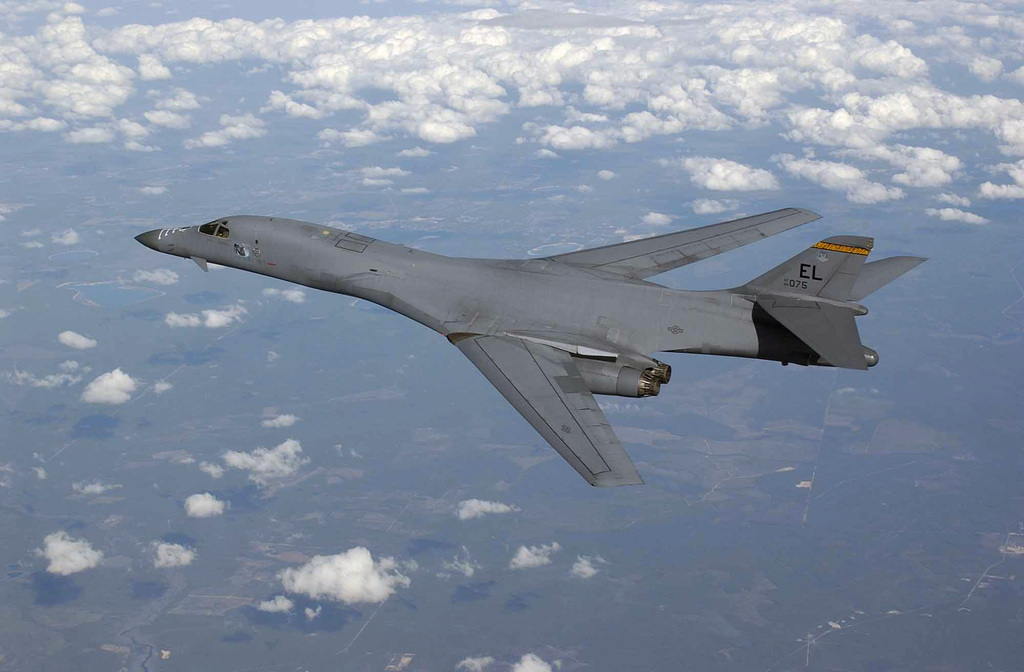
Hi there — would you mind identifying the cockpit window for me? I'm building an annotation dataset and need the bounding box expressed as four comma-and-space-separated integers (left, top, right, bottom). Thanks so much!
198, 219, 230, 238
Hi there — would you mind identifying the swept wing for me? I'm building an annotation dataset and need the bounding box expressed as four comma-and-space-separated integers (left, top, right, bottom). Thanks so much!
547, 207, 820, 280
453, 334, 643, 487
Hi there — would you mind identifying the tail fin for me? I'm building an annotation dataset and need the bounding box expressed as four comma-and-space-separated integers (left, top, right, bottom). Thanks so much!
742, 236, 891, 371
748, 235, 873, 301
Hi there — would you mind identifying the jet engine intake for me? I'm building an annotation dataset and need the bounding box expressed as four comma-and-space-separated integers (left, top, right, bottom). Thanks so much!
573, 358, 666, 398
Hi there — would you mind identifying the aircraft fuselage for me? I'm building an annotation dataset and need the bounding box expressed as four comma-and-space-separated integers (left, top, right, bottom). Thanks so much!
136, 215, 815, 370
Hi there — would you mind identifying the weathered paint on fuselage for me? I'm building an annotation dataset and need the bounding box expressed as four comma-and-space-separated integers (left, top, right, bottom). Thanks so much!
143, 216, 810, 366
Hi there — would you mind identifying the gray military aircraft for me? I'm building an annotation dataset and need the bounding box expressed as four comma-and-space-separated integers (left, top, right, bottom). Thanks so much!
136, 208, 924, 486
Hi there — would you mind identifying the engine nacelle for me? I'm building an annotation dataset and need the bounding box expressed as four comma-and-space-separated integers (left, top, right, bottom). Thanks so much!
573, 358, 671, 398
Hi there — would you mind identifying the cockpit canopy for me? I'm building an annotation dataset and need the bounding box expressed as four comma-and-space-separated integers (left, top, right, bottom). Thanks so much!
198, 219, 230, 239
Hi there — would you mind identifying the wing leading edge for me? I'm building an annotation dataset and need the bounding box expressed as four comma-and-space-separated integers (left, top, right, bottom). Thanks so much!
453, 334, 643, 487
547, 207, 820, 280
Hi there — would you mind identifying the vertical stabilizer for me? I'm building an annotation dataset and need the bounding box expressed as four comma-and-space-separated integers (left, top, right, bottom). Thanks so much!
748, 236, 873, 301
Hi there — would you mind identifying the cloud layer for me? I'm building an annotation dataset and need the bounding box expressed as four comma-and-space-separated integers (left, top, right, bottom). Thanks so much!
0, 1, 1019, 224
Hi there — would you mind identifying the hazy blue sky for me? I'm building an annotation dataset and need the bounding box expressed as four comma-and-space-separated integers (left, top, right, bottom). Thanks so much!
2, 1, 1023, 671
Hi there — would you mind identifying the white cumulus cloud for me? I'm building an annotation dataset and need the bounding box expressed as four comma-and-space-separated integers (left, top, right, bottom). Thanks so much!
6, 369, 81, 388
164, 304, 246, 328
262, 287, 306, 303
457, 657, 495, 672
58, 330, 97, 349
692, 198, 738, 215
81, 368, 137, 404
773, 154, 904, 203
184, 492, 226, 517
509, 542, 560, 570
261, 413, 299, 428
138, 54, 171, 80
936, 193, 971, 207
570, 554, 605, 579
258, 595, 294, 613
201, 304, 247, 328
51, 228, 80, 245
134, 268, 180, 282
978, 160, 1024, 199
164, 312, 201, 327
223, 438, 308, 485
72, 480, 120, 495
199, 461, 224, 478
261, 90, 326, 119
361, 166, 410, 179
969, 55, 1003, 83
397, 146, 431, 157
185, 113, 266, 149
279, 546, 411, 604
66, 127, 115, 144
153, 381, 172, 394
925, 207, 989, 225
439, 547, 480, 579
38, 531, 103, 575
155, 88, 200, 111
153, 542, 196, 568
512, 653, 553, 672
679, 157, 779, 191
842, 144, 961, 187
144, 109, 190, 128
641, 212, 672, 226
456, 499, 520, 521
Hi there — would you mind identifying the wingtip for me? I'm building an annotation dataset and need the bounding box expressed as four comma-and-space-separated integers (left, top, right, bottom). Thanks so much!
590, 472, 646, 487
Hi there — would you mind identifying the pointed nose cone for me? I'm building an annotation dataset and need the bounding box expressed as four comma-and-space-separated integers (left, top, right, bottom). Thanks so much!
135, 229, 160, 251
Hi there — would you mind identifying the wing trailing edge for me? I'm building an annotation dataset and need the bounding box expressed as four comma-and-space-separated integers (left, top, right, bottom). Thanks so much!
453, 334, 643, 487
547, 207, 820, 280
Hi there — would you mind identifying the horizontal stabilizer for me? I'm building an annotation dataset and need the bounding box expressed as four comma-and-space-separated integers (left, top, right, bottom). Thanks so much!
757, 297, 868, 370
850, 256, 926, 300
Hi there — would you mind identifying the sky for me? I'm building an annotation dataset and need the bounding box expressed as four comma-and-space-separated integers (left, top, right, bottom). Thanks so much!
2, 1, 1024, 671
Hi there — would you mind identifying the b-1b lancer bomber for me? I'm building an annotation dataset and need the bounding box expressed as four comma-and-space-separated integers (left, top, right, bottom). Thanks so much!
136, 208, 924, 486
